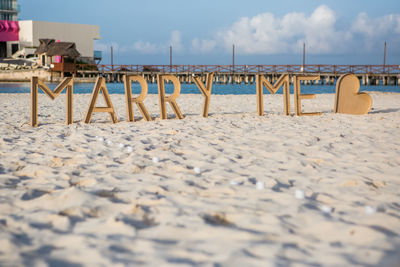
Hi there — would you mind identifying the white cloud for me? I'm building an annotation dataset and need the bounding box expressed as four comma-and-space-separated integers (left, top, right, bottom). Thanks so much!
170, 30, 184, 52
192, 5, 400, 55
98, 6, 400, 56
351, 12, 400, 52
131, 41, 160, 54
94, 41, 121, 53
352, 13, 400, 36
131, 30, 184, 54
212, 5, 348, 54
191, 38, 217, 53
95, 30, 185, 55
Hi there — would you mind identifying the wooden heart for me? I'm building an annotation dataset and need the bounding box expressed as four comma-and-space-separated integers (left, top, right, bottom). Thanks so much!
334, 74, 372, 115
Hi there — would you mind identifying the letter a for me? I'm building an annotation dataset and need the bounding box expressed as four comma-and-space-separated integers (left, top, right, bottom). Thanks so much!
193, 72, 214, 117
85, 76, 118, 123
157, 75, 184, 120
256, 74, 290, 116
31, 76, 74, 127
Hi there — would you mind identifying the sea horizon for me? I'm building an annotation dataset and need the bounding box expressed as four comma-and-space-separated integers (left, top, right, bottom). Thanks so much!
1, 82, 399, 95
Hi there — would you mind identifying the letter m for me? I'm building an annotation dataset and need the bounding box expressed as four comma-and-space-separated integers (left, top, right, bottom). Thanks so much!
256, 74, 290, 116
31, 76, 74, 127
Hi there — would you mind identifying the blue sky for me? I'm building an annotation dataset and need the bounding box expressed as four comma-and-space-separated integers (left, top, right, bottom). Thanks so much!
19, 0, 400, 65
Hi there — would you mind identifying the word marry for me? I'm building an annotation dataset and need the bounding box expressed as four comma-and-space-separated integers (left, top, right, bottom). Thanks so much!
30, 73, 372, 127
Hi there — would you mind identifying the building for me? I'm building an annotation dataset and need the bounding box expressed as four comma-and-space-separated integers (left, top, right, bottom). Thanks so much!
18, 20, 101, 63
35, 39, 80, 64
0, 0, 101, 63
0, 0, 18, 21
0, 0, 19, 58
35, 39, 81, 76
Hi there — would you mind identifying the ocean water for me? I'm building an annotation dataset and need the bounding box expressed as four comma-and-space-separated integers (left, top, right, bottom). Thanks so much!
0, 82, 399, 95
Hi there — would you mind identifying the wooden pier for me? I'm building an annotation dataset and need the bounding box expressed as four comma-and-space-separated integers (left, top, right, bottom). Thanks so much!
73, 64, 400, 86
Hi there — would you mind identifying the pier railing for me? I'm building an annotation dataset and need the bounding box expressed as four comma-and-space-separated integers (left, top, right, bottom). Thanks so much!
75, 64, 400, 74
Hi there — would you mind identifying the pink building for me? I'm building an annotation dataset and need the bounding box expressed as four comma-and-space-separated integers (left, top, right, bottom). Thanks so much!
0, 0, 19, 57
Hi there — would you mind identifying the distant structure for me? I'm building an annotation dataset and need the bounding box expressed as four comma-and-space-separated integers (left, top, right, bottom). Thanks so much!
0, 0, 102, 64
35, 39, 80, 63
18, 20, 101, 63
0, 0, 19, 58
0, 0, 18, 21
35, 39, 80, 76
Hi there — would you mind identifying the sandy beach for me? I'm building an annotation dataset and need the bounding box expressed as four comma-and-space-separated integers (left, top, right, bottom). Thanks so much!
0, 91, 399, 266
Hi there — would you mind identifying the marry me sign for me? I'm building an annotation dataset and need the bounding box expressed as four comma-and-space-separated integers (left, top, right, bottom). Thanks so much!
30, 73, 372, 127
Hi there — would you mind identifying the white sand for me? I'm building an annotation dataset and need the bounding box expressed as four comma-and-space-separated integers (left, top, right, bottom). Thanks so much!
0, 92, 400, 266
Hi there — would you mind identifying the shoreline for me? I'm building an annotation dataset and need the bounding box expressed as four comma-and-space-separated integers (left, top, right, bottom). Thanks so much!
0, 77, 98, 83
0, 67, 399, 86
1, 78, 399, 86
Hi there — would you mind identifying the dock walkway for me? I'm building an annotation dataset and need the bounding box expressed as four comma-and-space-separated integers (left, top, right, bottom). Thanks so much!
76, 64, 400, 86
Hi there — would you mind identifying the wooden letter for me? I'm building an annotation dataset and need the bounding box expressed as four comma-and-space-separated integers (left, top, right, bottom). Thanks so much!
157, 75, 184, 120
256, 74, 290, 116
293, 75, 322, 116
193, 72, 214, 117
334, 74, 372, 115
31, 76, 74, 127
85, 76, 118, 124
123, 75, 152, 122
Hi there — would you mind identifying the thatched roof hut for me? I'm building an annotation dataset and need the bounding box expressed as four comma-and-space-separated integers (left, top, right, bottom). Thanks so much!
35, 39, 55, 54
35, 39, 80, 58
